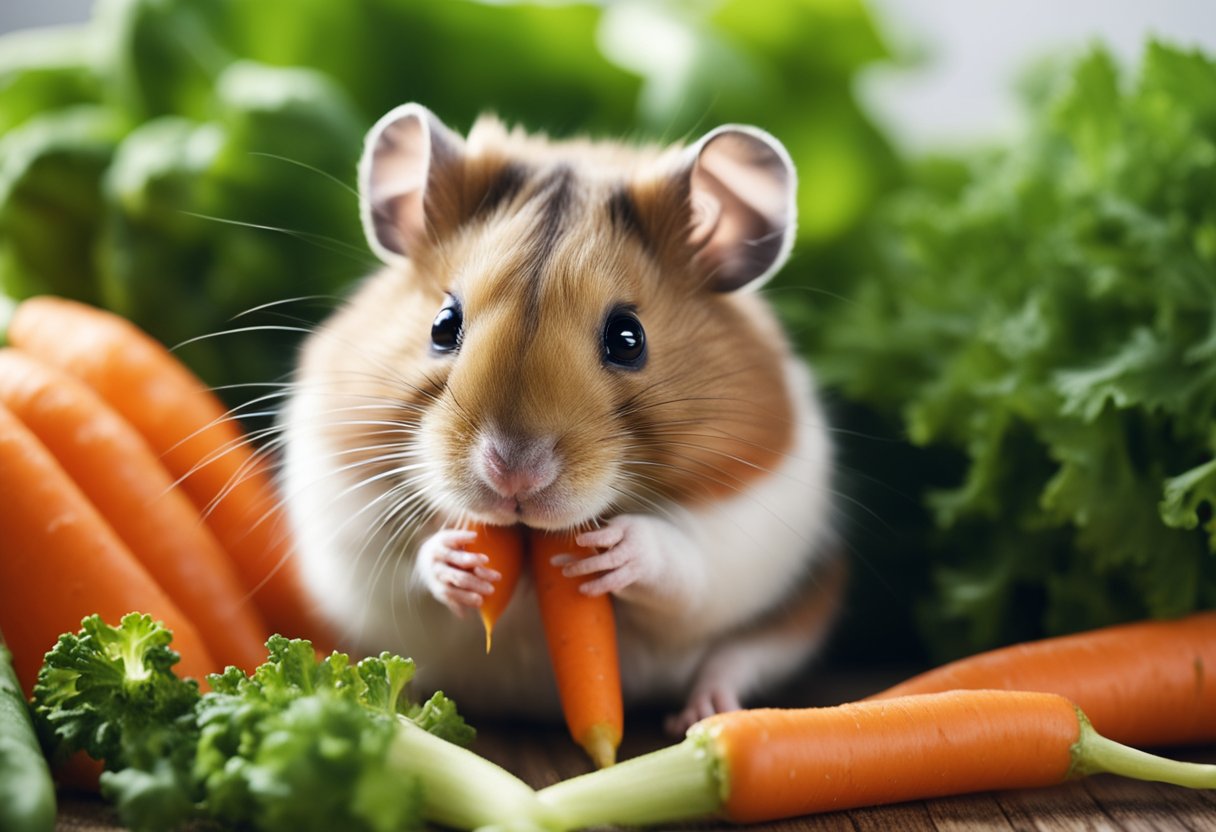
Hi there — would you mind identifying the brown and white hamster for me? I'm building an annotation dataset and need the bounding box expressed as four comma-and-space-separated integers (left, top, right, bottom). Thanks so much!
281, 103, 843, 733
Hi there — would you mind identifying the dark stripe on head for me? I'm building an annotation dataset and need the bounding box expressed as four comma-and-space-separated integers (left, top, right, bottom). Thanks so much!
533, 165, 575, 261
521, 165, 576, 327
474, 162, 529, 219
607, 185, 649, 251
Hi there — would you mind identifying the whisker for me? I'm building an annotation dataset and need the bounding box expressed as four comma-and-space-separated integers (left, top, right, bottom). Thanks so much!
179, 210, 377, 266
246, 151, 361, 200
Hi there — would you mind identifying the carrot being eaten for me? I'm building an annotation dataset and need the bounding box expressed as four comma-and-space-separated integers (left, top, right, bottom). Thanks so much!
0, 402, 218, 694
537, 689, 1216, 828
529, 529, 624, 770
6, 296, 332, 649
0, 348, 270, 671
462, 523, 525, 653
868, 611, 1216, 748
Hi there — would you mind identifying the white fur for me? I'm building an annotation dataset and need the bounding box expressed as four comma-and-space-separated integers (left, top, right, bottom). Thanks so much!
280, 355, 836, 719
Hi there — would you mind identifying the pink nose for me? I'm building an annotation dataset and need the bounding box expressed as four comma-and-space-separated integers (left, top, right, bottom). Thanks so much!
479, 435, 559, 499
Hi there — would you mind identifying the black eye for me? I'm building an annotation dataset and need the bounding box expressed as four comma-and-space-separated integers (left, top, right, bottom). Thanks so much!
431, 299, 462, 353
603, 310, 646, 369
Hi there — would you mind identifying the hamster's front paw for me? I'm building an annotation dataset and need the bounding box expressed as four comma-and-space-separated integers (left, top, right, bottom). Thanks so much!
559, 514, 666, 597
415, 528, 501, 618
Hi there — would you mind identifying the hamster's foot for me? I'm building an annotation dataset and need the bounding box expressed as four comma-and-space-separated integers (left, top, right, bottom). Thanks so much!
664, 685, 743, 736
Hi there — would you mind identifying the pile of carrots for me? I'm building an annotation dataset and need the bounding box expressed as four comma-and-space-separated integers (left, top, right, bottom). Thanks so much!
0, 296, 334, 697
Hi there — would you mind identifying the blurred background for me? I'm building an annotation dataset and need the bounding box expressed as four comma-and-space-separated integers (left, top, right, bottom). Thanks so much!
1, 0, 1214, 668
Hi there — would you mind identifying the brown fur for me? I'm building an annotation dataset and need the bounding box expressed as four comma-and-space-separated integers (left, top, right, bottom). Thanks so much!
298, 116, 796, 530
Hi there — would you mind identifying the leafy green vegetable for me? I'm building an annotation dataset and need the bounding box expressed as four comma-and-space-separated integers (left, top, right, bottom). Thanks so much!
33, 614, 488, 832
816, 41, 1216, 658
0, 0, 895, 417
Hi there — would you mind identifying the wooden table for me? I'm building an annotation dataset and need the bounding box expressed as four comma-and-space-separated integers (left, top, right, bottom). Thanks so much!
55, 723, 1216, 831
54, 672, 1216, 831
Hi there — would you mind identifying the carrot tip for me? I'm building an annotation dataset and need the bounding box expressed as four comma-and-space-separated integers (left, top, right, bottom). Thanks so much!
581, 722, 621, 769
480, 610, 494, 654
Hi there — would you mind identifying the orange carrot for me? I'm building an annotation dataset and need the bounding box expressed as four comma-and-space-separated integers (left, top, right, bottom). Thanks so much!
462, 523, 524, 653
6, 296, 332, 649
0, 402, 218, 694
529, 529, 623, 769
868, 611, 1216, 748
0, 348, 270, 670
538, 689, 1216, 827
711, 692, 1079, 822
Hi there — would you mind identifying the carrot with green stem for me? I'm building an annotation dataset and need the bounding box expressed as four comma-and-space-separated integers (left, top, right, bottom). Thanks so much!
0, 348, 270, 670
4, 295, 333, 649
0, 402, 218, 693
461, 523, 525, 653
537, 689, 1216, 828
868, 611, 1216, 748
529, 529, 623, 770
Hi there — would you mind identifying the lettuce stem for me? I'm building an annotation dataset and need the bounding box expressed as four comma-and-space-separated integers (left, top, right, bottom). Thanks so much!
390, 718, 554, 830
536, 734, 722, 829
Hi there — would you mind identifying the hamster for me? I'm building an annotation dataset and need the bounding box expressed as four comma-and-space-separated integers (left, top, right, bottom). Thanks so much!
280, 103, 843, 734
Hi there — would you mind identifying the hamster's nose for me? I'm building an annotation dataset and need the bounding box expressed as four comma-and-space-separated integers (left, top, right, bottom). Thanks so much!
477, 434, 560, 499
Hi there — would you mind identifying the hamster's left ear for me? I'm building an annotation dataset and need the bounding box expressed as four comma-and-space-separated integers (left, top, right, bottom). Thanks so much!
681, 125, 797, 292
358, 103, 466, 265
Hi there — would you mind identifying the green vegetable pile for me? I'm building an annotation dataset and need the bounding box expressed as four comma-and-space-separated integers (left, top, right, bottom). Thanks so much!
815, 41, 1216, 658
0, 0, 895, 411
32, 613, 481, 832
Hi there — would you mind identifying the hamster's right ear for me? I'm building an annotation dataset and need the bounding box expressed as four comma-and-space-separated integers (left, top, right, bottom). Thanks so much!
359, 103, 466, 264
684, 125, 797, 292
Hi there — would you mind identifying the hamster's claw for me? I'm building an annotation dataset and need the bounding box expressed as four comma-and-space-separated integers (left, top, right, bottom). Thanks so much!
565, 515, 658, 596
417, 527, 499, 618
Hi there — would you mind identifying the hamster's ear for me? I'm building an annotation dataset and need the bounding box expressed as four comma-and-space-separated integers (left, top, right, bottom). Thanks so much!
359, 103, 465, 264
681, 125, 796, 292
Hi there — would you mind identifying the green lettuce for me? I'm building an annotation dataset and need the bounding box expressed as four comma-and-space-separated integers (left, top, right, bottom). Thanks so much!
33, 614, 476, 832
816, 41, 1216, 658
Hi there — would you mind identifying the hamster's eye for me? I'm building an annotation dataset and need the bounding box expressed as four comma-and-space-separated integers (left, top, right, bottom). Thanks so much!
431, 299, 462, 353
603, 310, 646, 369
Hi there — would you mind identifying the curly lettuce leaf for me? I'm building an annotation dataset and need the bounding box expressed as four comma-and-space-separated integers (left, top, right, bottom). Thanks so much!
819, 40, 1216, 658
35, 619, 477, 832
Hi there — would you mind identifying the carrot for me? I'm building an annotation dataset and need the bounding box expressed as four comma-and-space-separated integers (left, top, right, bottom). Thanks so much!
6, 296, 332, 649
529, 529, 624, 769
0, 402, 218, 694
462, 523, 525, 653
538, 689, 1216, 828
868, 611, 1216, 748
0, 348, 270, 670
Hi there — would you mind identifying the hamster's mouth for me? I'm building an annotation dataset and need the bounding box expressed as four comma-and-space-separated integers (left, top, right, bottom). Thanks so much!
469, 492, 594, 531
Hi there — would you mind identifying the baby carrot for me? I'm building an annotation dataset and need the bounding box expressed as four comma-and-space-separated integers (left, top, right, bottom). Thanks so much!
538, 689, 1216, 828
0, 403, 218, 693
463, 523, 524, 653
0, 348, 270, 670
529, 529, 623, 769
6, 296, 332, 649
868, 611, 1216, 748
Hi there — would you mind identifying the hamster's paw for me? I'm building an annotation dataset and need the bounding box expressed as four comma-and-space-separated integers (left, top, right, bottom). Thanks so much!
415, 528, 501, 618
663, 686, 743, 737
560, 514, 664, 597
